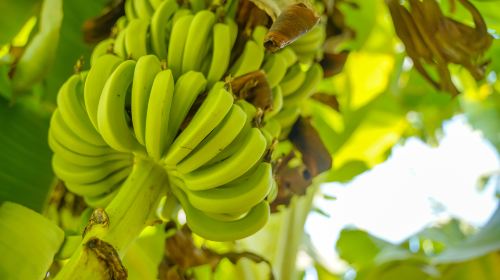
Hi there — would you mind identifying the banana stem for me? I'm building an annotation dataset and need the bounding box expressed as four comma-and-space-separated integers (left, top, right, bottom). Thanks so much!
55, 159, 167, 280
274, 183, 319, 280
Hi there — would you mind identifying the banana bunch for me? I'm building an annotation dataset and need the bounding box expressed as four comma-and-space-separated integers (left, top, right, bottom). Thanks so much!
49, 53, 273, 241
92, 1, 239, 87
261, 45, 324, 139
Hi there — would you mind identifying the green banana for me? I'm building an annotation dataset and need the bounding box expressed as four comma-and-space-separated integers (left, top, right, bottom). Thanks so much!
274, 106, 300, 139
277, 47, 298, 68
176, 104, 247, 174
90, 38, 114, 66
165, 87, 233, 167
97, 60, 144, 153
132, 0, 154, 19
52, 154, 131, 186
150, 0, 178, 59
65, 166, 132, 198
145, 69, 175, 160
131, 55, 162, 146
168, 14, 194, 78
284, 63, 323, 105
50, 110, 112, 156
84, 54, 124, 130
262, 53, 288, 88
185, 162, 272, 214
252, 25, 268, 46
172, 185, 270, 241
265, 85, 284, 119
48, 131, 130, 167
125, 0, 138, 19
229, 40, 265, 77
125, 19, 150, 59
280, 64, 307, 96
182, 10, 215, 73
207, 22, 232, 86
164, 71, 207, 149
57, 74, 105, 146
113, 29, 127, 58
181, 127, 267, 190
83, 187, 121, 208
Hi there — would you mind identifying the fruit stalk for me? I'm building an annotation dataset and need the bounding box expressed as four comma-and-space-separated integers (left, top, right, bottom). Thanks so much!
55, 158, 167, 280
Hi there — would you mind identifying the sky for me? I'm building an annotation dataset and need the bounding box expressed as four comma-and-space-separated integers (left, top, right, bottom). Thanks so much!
304, 115, 500, 273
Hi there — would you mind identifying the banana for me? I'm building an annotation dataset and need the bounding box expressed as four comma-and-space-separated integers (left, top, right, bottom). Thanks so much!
125, 19, 150, 59
84, 186, 121, 208
172, 8, 193, 24
262, 54, 288, 88
150, 0, 179, 59
284, 63, 323, 105
207, 22, 232, 86
182, 10, 216, 73
52, 154, 131, 185
262, 118, 282, 140
252, 25, 268, 46
165, 87, 233, 167
164, 71, 207, 149
188, 0, 205, 12
172, 185, 270, 241
125, 0, 138, 20
90, 38, 114, 66
185, 162, 272, 214
181, 127, 267, 191
57, 74, 105, 146
48, 131, 130, 167
265, 85, 283, 119
277, 47, 298, 68
144, 69, 175, 160
65, 167, 132, 197
203, 100, 256, 166
132, 0, 154, 19
131, 55, 162, 146
84, 54, 124, 130
97, 60, 144, 153
274, 106, 300, 139
229, 40, 265, 77
168, 15, 194, 78
176, 105, 247, 174
113, 30, 127, 58
225, 17, 238, 48
50, 110, 113, 156
149, 0, 162, 9
280, 64, 307, 96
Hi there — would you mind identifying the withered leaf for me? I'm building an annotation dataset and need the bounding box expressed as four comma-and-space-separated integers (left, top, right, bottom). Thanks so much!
289, 117, 332, 177
229, 70, 273, 111
85, 238, 127, 280
159, 225, 274, 279
386, 0, 493, 96
311, 92, 340, 112
82, 0, 124, 44
264, 3, 320, 52
319, 51, 349, 78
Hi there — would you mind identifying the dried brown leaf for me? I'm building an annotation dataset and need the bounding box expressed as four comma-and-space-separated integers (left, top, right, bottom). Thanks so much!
82, 0, 124, 44
264, 3, 320, 52
229, 70, 273, 111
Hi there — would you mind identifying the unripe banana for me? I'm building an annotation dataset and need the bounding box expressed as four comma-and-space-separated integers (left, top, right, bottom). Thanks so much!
97, 60, 144, 153
150, 0, 179, 59
171, 185, 270, 241
182, 10, 216, 73
131, 55, 162, 146
181, 128, 267, 190
145, 69, 175, 160
176, 105, 247, 174
185, 162, 273, 214
168, 15, 194, 78
165, 87, 233, 167
124, 19, 150, 59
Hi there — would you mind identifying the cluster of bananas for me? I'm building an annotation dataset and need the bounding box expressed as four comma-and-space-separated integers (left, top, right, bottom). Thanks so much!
49, 52, 274, 241
50, 0, 325, 241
